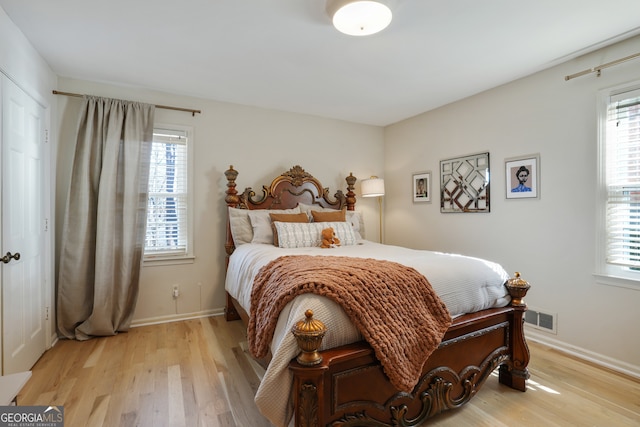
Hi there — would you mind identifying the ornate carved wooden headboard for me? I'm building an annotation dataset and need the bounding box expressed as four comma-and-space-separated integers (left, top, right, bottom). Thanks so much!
224, 165, 357, 257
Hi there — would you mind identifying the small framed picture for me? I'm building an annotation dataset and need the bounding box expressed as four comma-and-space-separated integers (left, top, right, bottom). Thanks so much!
505, 154, 539, 199
413, 172, 431, 203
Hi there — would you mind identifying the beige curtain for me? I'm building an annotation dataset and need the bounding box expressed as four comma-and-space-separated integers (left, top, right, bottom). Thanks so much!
57, 96, 155, 340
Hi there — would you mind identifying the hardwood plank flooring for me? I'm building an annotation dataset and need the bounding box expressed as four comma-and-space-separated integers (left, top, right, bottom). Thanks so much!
16, 317, 639, 426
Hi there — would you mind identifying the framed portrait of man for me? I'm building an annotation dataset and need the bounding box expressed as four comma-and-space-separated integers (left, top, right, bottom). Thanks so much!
505, 154, 539, 199
413, 172, 431, 203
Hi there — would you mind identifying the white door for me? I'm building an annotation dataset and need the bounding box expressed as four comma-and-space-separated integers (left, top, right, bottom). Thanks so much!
1, 75, 46, 374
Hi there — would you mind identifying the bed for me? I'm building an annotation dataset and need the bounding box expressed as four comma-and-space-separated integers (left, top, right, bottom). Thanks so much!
223, 165, 530, 427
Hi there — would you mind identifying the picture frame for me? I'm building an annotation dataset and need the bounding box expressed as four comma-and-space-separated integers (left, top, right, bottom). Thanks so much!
440, 152, 490, 213
505, 154, 539, 199
413, 172, 431, 203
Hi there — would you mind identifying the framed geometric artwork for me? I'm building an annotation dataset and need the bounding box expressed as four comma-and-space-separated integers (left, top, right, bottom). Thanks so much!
440, 152, 490, 213
412, 171, 431, 203
505, 154, 539, 199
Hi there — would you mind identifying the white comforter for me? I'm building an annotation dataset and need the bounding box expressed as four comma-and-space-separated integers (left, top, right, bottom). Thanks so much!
225, 241, 511, 427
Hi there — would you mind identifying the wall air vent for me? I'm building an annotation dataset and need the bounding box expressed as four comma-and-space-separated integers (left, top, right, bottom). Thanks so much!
524, 308, 557, 334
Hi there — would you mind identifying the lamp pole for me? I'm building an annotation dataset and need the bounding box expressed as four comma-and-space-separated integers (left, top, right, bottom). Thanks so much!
377, 195, 383, 243
361, 176, 385, 243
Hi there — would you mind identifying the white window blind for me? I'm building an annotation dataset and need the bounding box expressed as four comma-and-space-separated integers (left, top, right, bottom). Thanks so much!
605, 89, 640, 268
145, 128, 189, 258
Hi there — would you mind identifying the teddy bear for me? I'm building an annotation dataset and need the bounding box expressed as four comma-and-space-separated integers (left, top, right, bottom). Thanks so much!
320, 227, 341, 248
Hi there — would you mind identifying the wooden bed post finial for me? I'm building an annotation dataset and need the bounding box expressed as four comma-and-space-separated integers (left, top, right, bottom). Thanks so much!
291, 310, 327, 366
506, 272, 531, 307
225, 165, 240, 207
346, 172, 357, 210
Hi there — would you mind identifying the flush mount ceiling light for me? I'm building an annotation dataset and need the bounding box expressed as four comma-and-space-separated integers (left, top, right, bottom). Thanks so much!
326, 0, 393, 36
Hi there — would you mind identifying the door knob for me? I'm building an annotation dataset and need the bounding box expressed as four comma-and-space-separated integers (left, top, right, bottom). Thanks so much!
1, 252, 20, 263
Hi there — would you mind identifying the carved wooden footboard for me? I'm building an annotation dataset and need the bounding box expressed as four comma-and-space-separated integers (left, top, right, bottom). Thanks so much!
289, 277, 530, 427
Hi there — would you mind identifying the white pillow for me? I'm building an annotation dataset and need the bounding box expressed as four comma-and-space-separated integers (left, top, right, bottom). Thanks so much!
248, 208, 301, 244
346, 210, 365, 240
297, 202, 332, 220
273, 221, 358, 248
228, 207, 253, 246
298, 202, 365, 239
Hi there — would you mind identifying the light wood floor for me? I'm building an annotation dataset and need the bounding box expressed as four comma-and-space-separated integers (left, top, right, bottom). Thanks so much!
17, 317, 640, 427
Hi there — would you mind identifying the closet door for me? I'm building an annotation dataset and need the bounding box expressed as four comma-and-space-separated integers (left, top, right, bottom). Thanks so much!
1, 75, 46, 374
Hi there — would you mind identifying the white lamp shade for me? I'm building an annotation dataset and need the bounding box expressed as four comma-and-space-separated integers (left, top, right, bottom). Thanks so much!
361, 177, 385, 197
327, 0, 392, 36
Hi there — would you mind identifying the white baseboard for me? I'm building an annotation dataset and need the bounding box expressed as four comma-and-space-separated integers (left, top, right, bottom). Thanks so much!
49, 334, 59, 349
525, 327, 640, 380
130, 308, 225, 328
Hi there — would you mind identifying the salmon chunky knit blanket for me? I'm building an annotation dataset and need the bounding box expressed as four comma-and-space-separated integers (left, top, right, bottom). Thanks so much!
248, 255, 452, 392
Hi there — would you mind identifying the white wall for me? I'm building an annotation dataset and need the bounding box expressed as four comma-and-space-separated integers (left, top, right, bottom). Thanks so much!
384, 36, 640, 376
54, 78, 384, 325
0, 7, 57, 356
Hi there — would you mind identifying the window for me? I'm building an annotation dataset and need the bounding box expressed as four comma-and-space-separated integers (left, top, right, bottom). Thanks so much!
144, 126, 194, 263
596, 83, 640, 286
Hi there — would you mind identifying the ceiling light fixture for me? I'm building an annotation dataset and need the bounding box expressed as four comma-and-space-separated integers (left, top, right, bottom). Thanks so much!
326, 0, 393, 36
